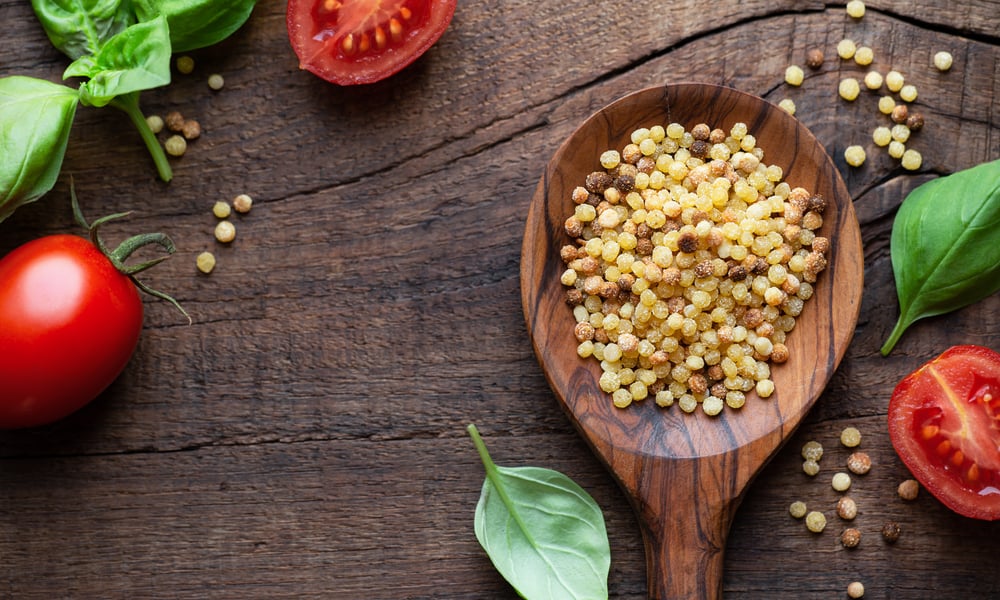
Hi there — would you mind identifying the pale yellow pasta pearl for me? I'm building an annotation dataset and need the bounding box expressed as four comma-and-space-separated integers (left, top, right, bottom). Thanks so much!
934, 51, 953, 71
863, 71, 883, 90
785, 65, 805, 86
844, 145, 866, 167
901, 149, 923, 171
873, 126, 892, 146
878, 95, 896, 114
854, 46, 874, 66
837, 39, 857, 60
886, 70, 905, 92
839, 78, 861, 101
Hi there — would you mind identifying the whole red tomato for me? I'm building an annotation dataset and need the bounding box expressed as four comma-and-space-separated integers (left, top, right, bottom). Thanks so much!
888, 345, 1000, 520
0, 234, 144, 429
287, 0, 457, 85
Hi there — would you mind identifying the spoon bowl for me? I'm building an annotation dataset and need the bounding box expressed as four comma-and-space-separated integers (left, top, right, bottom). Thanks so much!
521, 84, 863, 598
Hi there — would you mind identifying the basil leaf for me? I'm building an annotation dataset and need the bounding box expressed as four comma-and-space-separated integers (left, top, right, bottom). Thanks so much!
881, 159, 1000, 355
30, 0, 133, 60
468, 424, 610, 600
0, 76, 79, 224
65, 16, 172, 108
133, 0, 256, 53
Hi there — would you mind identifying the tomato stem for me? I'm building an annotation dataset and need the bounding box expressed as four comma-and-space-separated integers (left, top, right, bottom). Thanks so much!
71, 181, 191, 324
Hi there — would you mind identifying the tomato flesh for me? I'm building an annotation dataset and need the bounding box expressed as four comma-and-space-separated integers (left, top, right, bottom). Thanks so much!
889, 345, 1000, 520
0, 235, 143, 429
287, 0, 456, 85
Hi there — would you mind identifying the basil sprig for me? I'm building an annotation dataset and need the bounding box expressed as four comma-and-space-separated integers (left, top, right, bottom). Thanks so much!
0, 0, 256, 226
882, 159, 1000, 355
64, 15, 172, 108
468, 424, 611, 600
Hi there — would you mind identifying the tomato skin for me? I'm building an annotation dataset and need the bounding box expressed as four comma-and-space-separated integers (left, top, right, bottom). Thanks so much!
0, 235, 143, 429
286, 0, 457, 85
888, 345, 1000, 520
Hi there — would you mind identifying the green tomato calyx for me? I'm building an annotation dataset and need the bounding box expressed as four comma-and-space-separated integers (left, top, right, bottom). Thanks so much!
71, 181, 191, 324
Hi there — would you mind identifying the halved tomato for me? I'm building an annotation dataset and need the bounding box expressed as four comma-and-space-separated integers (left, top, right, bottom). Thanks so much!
286, 0, 457, 85
888, 345, 1000, 520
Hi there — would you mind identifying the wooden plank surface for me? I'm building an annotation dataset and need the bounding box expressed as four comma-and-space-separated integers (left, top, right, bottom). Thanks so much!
1, 0, 999, 597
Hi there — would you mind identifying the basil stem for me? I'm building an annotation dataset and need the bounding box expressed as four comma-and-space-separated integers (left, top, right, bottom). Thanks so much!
468, 424, 611, 600
881, 159, 1000, 355
109, 92, 172, 182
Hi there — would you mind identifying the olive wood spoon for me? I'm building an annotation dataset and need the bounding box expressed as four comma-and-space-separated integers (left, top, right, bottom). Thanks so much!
521, 84, 863, 599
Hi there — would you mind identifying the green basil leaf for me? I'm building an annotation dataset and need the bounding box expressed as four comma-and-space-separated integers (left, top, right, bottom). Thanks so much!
66, 15, 172, 107
30, 0, 134, 60
882, 159, 1000, 355
133, 0, 256, 53
0, 76, 79, 224
468, 425, 610, 600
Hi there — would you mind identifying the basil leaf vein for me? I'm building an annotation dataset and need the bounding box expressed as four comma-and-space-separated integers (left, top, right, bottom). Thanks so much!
31, 0, 134, 60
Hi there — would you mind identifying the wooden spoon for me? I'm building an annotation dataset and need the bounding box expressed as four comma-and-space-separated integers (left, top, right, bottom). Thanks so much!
521, 84, 863, 599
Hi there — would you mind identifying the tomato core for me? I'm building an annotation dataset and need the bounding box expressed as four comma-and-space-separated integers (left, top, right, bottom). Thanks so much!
311, 1, 424, 61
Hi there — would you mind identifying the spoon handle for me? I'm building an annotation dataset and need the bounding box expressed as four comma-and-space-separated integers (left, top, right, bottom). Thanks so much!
624, 455, 740, 599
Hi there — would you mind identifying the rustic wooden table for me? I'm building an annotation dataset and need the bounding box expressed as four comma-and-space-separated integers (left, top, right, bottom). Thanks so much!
2, 1, 999, 598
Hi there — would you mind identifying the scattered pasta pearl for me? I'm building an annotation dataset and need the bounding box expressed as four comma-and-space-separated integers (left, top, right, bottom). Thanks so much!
885, 70, 905, 92
805, 510, 827, 533
900, 84, 918, 102
848, 581, 865, 598
873, 126, 892, 146
934, 51, 953, 71
840, 426, 862, 447
778, 98, 796, 115
837, 39, 857, 60
846, 0, 865, 18
854, 46, 874, 66
146, 114, 164, 134
212, 201, 231, 218
844, 145, 866, 167
863, 71, 883, 90
901, 149, 923, 170
802, 441, 824, 461
888, 140, 906, 159
207, 73, 225, 90
164, 134, 187, 157
878, 95, 896, 114
176, 55, 195, 74
832, 471, 853, 492
233, 193, 254, 213
839, 78, 861, 101
196, 251, 216, 273
785, 65, 805, 86
215, 220, 236, 243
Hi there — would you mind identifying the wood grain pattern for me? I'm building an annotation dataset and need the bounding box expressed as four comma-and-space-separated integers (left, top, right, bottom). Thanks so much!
521, 84, 863, 598
1, 1, 999, 598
